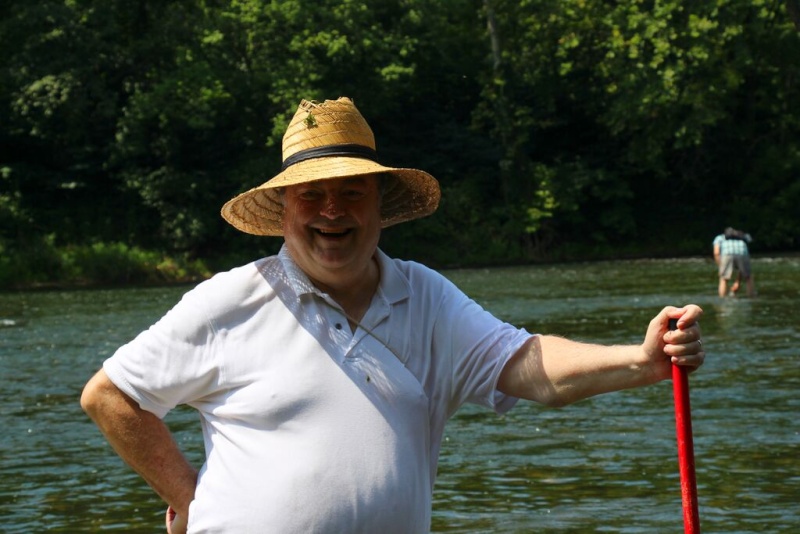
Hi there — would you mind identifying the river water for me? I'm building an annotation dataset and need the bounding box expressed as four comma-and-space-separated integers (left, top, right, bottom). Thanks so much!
1, 256, 798, 533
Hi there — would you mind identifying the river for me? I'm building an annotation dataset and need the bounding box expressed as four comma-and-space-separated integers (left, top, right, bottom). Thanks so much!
1, 255, 798, 532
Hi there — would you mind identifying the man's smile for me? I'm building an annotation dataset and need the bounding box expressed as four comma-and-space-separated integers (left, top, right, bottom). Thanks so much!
315, 227, 352, 238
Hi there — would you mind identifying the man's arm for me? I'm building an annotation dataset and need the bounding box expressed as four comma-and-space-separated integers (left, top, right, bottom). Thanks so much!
498, 305, 704, 407
81, 370, 198, 531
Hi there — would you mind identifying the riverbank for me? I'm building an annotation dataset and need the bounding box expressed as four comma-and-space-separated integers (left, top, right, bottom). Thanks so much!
3, 239, 795, 292
0, 242, 215, 291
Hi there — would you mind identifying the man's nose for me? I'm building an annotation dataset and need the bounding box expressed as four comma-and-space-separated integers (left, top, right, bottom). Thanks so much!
320, 194, 345, 218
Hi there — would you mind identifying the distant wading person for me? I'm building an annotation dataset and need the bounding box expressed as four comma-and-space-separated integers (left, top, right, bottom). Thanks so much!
713, 227, 756, 297
81, 97, 706, 533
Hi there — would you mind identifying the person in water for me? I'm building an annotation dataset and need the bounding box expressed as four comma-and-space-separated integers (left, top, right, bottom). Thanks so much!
713, 227, 756, 297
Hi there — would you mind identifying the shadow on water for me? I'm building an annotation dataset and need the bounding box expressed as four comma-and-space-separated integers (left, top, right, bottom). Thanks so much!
1, 256, 798, 532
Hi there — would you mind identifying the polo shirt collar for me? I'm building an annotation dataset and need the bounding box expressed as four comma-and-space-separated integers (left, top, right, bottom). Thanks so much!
374, 248, 411, 305
277, 245, 319, 297
277, 244, 410, 306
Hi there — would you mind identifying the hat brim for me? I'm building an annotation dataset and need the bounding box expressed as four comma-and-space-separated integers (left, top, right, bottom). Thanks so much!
221, 156, 441, 236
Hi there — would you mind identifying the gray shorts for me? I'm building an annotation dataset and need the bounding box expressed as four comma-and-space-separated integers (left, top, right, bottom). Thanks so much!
719, 254, 751, 280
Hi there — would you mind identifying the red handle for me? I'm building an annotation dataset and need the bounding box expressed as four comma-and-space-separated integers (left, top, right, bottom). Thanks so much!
670, 319, 700, 533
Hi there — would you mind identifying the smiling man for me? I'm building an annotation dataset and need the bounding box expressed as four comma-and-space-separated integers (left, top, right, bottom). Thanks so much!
81, 97, 705, 534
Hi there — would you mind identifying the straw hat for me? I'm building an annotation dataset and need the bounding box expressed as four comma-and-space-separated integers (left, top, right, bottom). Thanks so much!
221, 97, 441, 236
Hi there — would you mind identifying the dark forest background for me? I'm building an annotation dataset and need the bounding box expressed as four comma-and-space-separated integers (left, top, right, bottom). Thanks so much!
2, 0, 799, 288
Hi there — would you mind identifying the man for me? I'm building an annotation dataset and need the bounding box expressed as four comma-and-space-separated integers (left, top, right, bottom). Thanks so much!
713, 227, 756, 297
81, 97, 705, 533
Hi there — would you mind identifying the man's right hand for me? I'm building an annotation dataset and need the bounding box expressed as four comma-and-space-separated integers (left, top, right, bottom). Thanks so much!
166, 505, 188, 534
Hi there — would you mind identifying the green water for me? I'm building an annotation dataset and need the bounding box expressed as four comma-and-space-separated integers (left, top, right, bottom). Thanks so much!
1, 256, 798, 532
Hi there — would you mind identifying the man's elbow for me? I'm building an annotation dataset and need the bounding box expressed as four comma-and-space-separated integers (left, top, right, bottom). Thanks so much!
500, 337, 578, 408
534, 388, 575, 409
507, 380, 576, 408
81, 377, 99, 418
80, 369, 116, 419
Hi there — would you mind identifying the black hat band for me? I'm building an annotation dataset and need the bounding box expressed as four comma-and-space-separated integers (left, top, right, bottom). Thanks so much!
281, 144, 380, 171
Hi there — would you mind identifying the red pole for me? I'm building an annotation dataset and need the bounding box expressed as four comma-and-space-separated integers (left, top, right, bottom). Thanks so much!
670, 319, 700, 533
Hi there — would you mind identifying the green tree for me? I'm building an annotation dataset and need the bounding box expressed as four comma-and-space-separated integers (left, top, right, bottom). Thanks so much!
1, 0, 798, 288
471, 0, 800, 256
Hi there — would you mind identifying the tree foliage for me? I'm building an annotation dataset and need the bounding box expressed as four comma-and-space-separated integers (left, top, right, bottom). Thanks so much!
1, 0, 798, 281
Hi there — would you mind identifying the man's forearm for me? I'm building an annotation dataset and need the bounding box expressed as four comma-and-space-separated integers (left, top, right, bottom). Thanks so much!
498, 305, 703, 407
499, 335, 654, 407
81, 370, 198, 517
536, 335, 654, 405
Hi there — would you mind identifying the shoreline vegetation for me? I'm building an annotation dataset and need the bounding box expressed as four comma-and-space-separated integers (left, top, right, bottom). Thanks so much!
0, 238, 705, 292
3, 238, 794, 293
0, 241, 213, 291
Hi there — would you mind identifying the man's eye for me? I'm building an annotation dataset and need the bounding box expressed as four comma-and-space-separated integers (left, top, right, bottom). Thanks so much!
298, 191, 321, 200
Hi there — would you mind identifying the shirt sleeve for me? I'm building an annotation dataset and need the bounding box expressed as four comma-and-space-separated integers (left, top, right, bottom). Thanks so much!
433, 276, 532, 415
103, 285, 223, 419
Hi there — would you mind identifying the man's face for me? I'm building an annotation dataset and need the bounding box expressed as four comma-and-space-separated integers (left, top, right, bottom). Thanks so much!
282, 175, 382, 287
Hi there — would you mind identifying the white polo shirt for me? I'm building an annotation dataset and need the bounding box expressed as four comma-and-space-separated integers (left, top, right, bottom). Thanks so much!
104, 246, 532, 533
